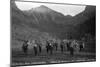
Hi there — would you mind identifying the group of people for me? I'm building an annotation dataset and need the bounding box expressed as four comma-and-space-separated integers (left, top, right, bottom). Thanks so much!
22, 40, 42, 56
22, 39, 84, 56
45, 40, 58, 55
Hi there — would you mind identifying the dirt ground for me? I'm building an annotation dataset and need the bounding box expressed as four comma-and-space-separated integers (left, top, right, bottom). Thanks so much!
11, 48, 96, 66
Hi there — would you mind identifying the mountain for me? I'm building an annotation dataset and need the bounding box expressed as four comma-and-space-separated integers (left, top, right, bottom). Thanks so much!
11, 1, 41, 42
22, 5, 73, 34
24, 5, 72, 24
11, 0, 96, 41
69, 5, 96, 25
11, 1, 65, 48
75, 6, 96, 36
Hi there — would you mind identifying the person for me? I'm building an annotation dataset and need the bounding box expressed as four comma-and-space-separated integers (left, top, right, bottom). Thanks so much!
79, 42, 84, 51
53, 41, 58, 51
33, 40, 38, 56
69, 41, 75, 56
69, 46, 74, 56
22, 40, 28, 55
33, 44, 38, 56
38, 42, 42, 53
49, 42, 53, 55
66, 41, 70, 51
46, 40, 53, 55
46, 40, 49, 53
60, 41, 64, 53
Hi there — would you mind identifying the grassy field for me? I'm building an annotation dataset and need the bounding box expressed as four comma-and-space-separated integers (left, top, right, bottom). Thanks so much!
11, 48, 96, 66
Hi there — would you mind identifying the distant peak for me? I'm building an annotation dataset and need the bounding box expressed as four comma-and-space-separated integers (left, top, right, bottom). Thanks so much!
28, 5, 65, 16
39, 5, 49, 8
29, 5, 53, 13
34, 5, 51, 10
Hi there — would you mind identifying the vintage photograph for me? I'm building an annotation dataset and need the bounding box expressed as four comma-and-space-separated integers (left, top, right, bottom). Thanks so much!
11, 0, 96, 66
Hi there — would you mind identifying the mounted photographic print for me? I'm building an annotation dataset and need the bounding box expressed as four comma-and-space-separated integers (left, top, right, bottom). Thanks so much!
11, 0, 96, 66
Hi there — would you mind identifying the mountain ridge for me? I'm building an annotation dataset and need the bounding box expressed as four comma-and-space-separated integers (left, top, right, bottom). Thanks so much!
11, 1, 96, 40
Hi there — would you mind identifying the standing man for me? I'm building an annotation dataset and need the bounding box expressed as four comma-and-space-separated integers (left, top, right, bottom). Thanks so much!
22, 40, 28, 55
79, 41, 84, 52
53, 41, 58, 51
46, 40, 49, 53
66, 41, 70, 51
38, 41, 42, 53
49, 41, 53, 55
33, 40, 38, 56
69, 40, 75, 56
60, 41, 64, 53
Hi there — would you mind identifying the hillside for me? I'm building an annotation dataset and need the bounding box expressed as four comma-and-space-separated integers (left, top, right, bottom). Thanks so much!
11, 0, 96, 47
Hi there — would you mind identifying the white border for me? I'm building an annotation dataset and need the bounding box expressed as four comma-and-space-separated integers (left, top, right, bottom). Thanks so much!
0, 0, 98, 67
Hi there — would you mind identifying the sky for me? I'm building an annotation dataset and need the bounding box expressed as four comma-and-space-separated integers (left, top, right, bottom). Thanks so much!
15, 0, 86, 16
